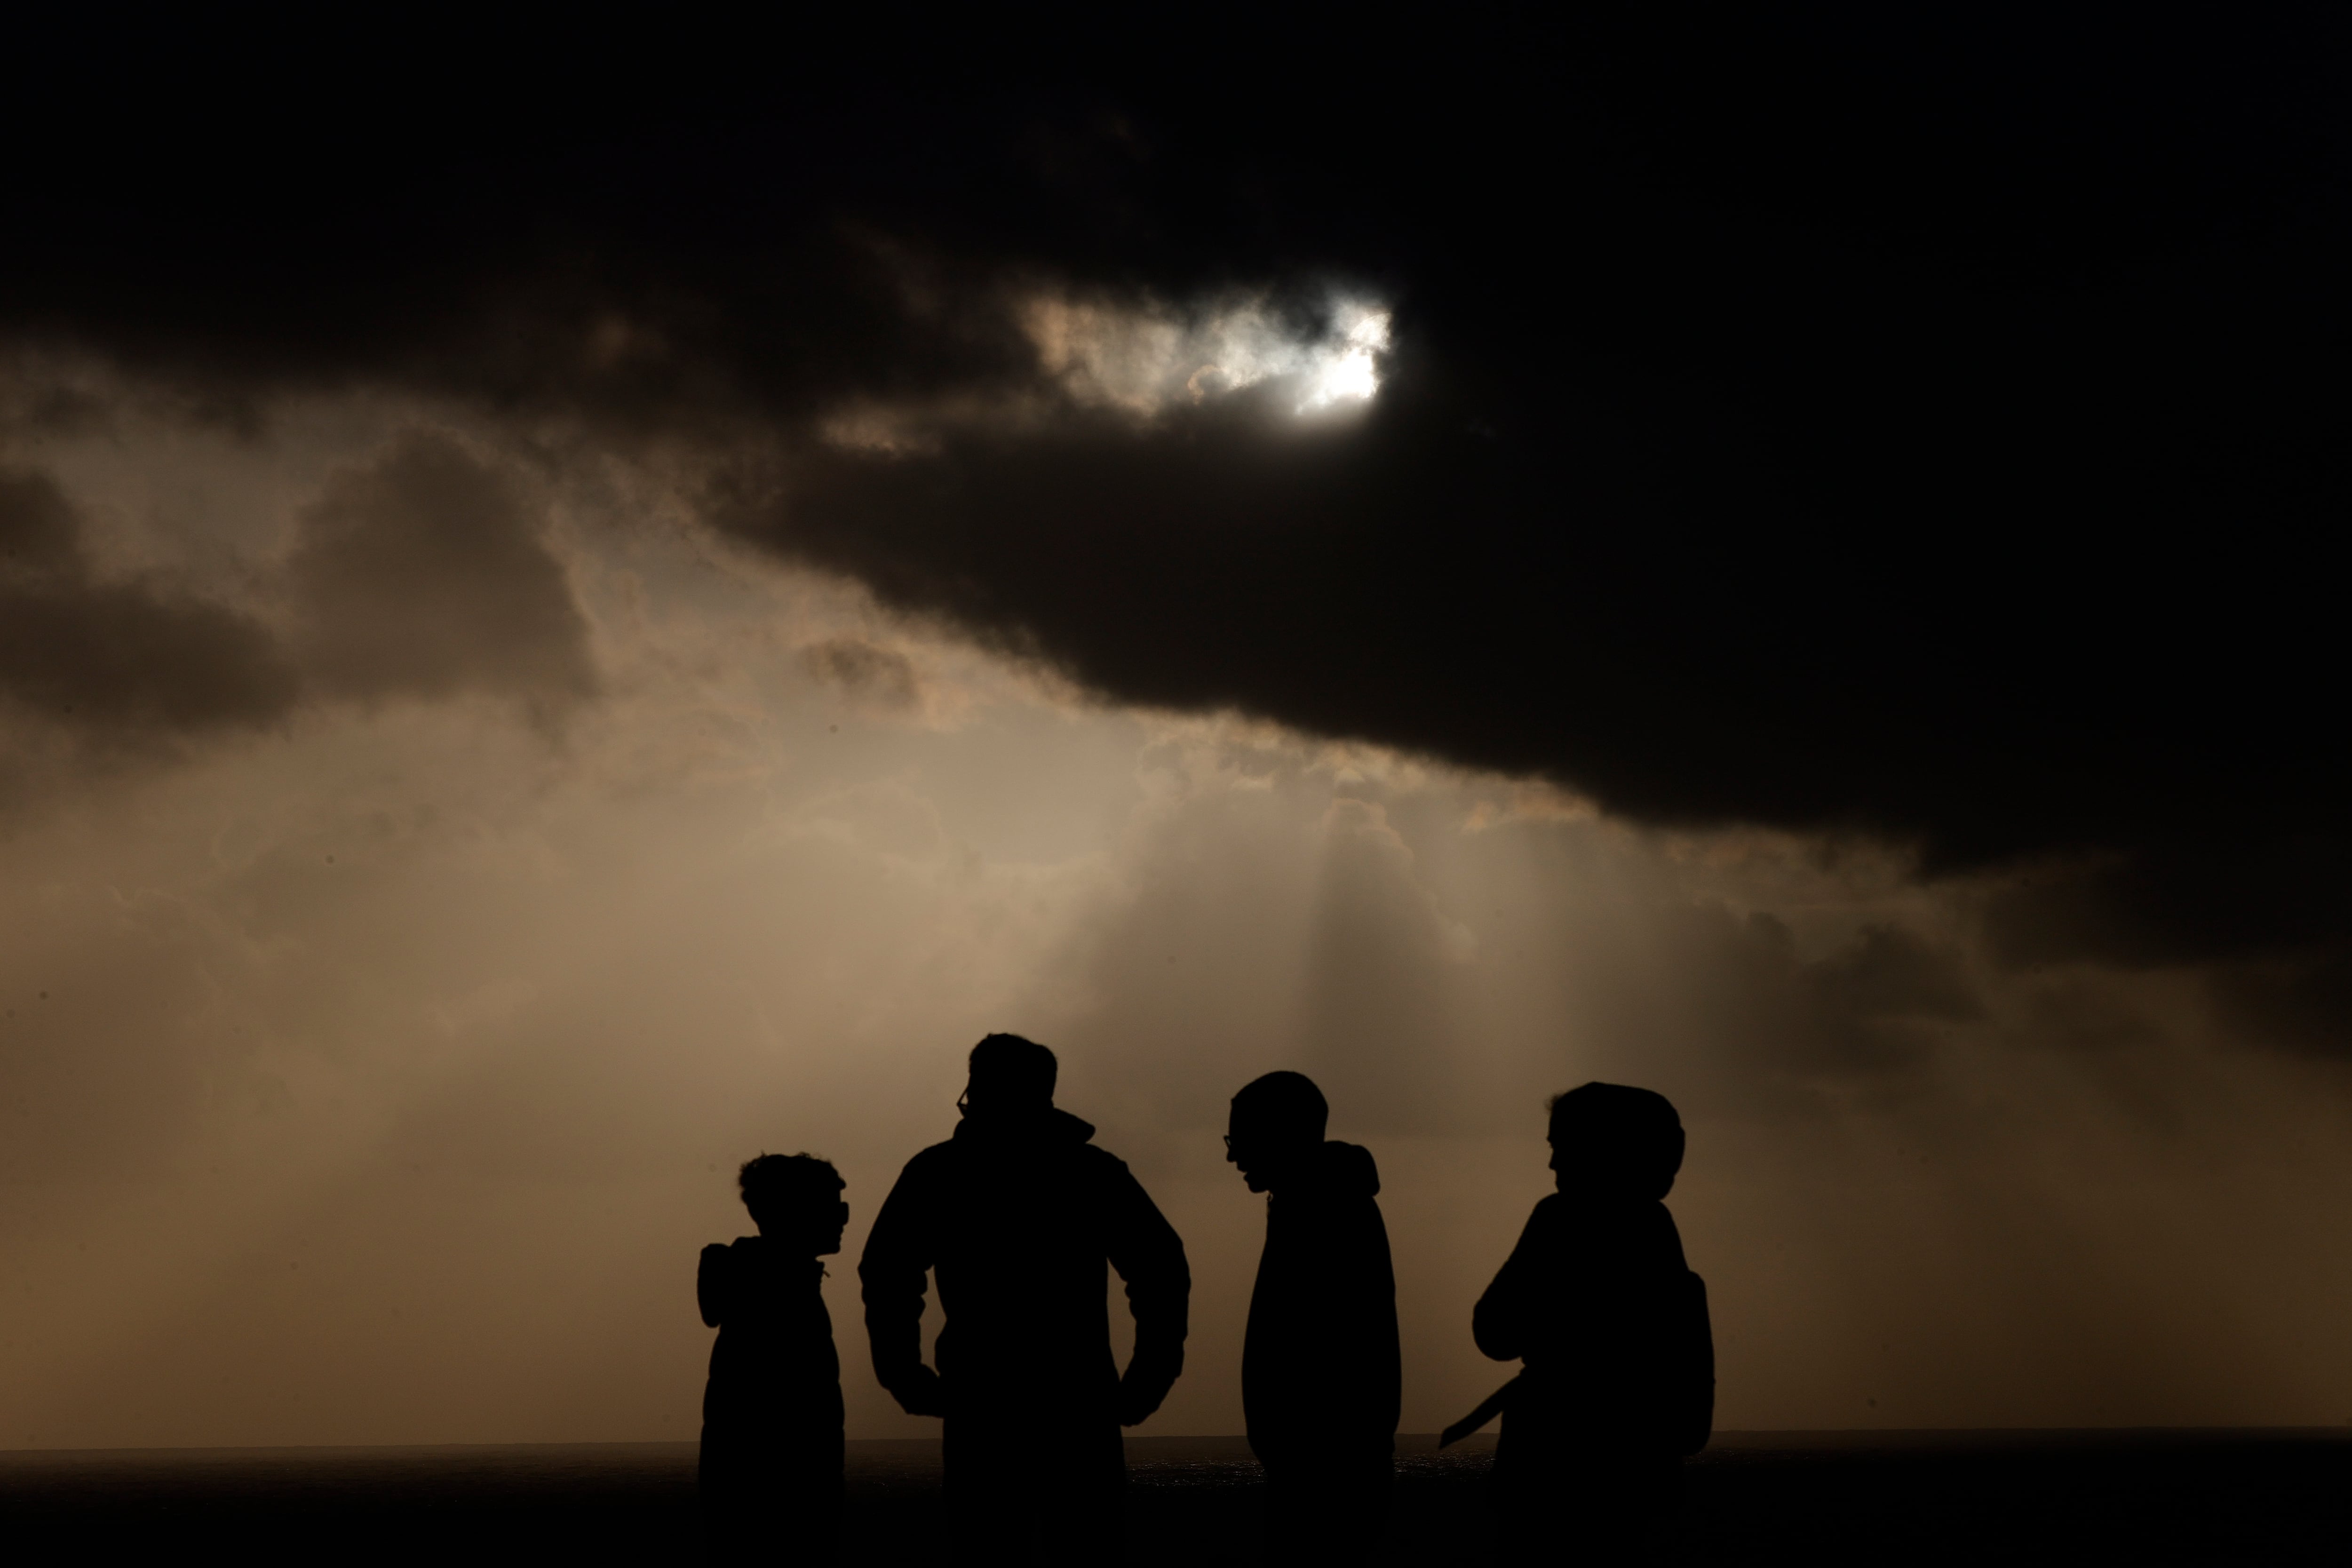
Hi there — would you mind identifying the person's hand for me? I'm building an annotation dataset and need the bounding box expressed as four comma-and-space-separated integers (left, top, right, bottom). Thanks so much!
1114, 1370, 1169, 1428
1117, 1342, 1182, 1426
886, 1364, 947, 1418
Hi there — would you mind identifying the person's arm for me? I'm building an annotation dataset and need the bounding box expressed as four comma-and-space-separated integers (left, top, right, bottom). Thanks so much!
1104, 1163, 1191, 1426
1471, 1202, 1547, 1362
697, 1243, 730, 1329
857, 1157, 946, 1417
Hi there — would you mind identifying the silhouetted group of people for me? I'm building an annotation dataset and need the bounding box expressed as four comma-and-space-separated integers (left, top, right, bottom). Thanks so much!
696, 1033, 1713, 1564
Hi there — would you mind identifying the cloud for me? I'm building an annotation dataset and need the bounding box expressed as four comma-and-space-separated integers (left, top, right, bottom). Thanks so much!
4, 13, 2349, 991
2211, 948, 2352, 1058
0, 467, 296, 744
0, 468, 81, 573
0, 430, 606, 815
800, 637, 920, 710
1984, 849, 2352, 1059
1018, 736, 2006, 1149
288, 432, 596, 719
5, 426, 2352, 1447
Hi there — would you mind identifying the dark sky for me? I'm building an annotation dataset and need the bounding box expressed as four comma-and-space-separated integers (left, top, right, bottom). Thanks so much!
14, 9, 2351, 1003
3, 6, 2351, 1445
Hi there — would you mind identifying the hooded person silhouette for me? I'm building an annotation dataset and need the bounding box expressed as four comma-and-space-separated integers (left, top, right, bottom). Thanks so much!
1454, 1084, 1713, 1562
859, 1035, 1191, 1564
698, 1153, 850, 1566
1226, 1071, 1401, 1563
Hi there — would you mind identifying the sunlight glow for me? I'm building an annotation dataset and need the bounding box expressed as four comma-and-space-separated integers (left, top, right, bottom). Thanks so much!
1292, 305, 1391, 412
1021, 290, 1393, 419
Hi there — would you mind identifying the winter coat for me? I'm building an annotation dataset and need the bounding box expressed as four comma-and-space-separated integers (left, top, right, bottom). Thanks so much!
1471, 1194, 1713, 1465
1242, 1140, 1401, 1473
698, 1236, 845, 1465
858, 1107, 1191, 1434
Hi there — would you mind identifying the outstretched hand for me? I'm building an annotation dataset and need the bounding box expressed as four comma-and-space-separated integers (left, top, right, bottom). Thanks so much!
887, 1363, 947, 1418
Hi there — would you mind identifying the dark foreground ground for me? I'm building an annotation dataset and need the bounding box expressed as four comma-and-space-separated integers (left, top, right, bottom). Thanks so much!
3, 1430, 2345, 1565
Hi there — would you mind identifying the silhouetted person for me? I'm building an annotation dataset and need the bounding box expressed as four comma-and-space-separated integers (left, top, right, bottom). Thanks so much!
1458, 1084, 1712, 1563
860, 1034, 1191, 1564
1226, 1071, 1400, 1563
699, 1153, 850, 1566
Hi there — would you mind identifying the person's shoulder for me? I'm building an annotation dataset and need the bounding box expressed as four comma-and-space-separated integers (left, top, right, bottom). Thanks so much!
1317, 1140, 1382, 1199
1072, 1141, 1134, 1177
898, 1138, 960, 1175
1513, 1192, 1574, 1246
1639, 1200, 1691, 1260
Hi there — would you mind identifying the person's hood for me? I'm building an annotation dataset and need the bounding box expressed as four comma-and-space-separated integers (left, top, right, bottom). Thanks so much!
1308, 1139, 1381, 1198
951, 1105, 1097, 1146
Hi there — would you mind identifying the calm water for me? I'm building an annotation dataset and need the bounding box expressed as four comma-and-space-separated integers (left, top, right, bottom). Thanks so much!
2, 1430, 2344, 1564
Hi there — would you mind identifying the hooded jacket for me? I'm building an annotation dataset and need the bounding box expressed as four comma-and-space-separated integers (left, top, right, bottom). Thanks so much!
1241, 1140, 1401, 1472
859, 1107, 1190, 1430
1471, 1192, 1712, 1462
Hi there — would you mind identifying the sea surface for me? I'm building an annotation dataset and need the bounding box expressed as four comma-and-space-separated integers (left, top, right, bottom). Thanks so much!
2, 1429, 2344, 1564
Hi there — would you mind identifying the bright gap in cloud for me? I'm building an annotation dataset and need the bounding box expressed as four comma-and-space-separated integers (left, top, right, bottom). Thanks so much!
1024, 291, 1392, 418
1292, 304, 1391, 412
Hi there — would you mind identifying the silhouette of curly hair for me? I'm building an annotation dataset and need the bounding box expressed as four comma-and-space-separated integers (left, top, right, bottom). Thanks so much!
737, 1152, 842, 1209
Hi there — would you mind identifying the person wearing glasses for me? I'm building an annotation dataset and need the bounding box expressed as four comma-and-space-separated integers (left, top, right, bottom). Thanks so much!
1224, 1071, 1400, 1563
859, 1034, 1191, 1563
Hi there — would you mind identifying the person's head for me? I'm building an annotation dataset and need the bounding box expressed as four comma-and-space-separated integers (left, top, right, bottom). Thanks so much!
1225, 1071, 1328, 1193
1545, 1082, 1684, 1201
737, 1153, 849, 1254
961, 1033, 1057, 1117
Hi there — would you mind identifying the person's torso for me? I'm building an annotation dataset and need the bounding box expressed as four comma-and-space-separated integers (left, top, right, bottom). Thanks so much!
1241, 1147, 1398, 1450
1502, 1197, 1708, 1453
914, 1131, 1131, 1392
704, 1238, 844, 1435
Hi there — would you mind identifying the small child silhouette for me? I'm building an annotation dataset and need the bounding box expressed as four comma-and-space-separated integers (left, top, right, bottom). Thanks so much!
699, 1153, 849, 1566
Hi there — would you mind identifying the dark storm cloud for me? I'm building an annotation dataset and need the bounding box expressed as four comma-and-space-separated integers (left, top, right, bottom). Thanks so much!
1761, 918, 1985, 1074
0, 469, 296, 741
0, 432, 596, 774
0, 470, 81, 573
2211, 949, 2352, 1058
1563, 906, 1986, 1096
288, 432, 596, 716
1984, 848, 2352, 1057
801, 638, 920, 710
8, 9, 2350, 975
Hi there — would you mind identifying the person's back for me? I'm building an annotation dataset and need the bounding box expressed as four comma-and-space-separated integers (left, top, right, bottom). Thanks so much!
699, 1153, 850, 1566
1467, 1083, 1712, 1562
860, 1034, 1190, 1563
1227, 1072, 1400, 1562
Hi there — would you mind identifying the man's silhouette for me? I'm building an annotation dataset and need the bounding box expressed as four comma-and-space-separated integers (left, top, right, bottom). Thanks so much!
698, 1153, 850, 1565
860, 1034, 1191, 1563
1465, 1083, 1713, 1562
1225, 1071, 1400, 1563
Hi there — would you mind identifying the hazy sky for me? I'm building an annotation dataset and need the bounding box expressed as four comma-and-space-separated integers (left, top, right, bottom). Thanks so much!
5, 10, 2352, 1449
4, 384, 2348, 1448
